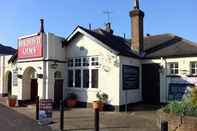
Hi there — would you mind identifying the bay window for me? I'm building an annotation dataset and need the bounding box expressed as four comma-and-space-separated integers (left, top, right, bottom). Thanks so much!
67, 56, 99, 89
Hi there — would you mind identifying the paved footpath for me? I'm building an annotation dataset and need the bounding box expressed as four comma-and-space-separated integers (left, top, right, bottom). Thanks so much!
0, 104, 52, 131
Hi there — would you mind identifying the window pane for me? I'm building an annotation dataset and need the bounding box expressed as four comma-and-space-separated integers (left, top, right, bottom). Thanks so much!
191, 63, 195, 68
68, 59, 73, 67
91, 69, 98, 88
175, 69, 179, 74
91, 57, 99, 66
175, 63, 178, 68
75, 70, 81, 88
170, 63, 174, 68
83, 69, 89, 88
192, 69, 196, 74
75, 58, 81, 67
83, 58, 89, 66
68, 70, 73, 87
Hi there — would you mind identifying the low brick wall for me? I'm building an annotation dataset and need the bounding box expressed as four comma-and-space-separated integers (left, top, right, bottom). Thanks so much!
157, 111, 197, 131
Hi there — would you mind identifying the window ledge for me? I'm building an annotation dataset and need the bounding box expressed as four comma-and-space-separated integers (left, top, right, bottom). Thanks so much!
186, 75, 197, 77
166, 75, 181, 78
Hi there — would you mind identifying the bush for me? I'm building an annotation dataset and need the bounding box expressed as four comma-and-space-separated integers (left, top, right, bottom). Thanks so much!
191, 88, 197, 106
66, 93, 77, 100
96, 92, 108, 103
162, 87, 197, 117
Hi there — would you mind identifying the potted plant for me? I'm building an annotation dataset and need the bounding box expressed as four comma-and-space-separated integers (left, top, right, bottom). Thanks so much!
66, 93, 78, 108
8, 95, 17, 107
92, 91, 108, 111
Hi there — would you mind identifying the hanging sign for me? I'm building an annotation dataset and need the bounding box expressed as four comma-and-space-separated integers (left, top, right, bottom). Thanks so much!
39, 99, 53, 125
18, 34, 43, 59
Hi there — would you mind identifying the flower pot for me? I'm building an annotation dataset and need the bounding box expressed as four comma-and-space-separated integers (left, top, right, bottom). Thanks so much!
66, 99, 77, 108
92, 101, 104, 111
8, 97, 17, 107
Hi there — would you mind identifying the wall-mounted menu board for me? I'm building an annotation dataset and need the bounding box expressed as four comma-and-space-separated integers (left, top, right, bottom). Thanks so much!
168, 83, 193, 101
13, 69, 18, 86
122, 65, 139, 90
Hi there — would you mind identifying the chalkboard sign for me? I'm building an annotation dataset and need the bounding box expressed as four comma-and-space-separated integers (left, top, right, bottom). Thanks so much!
39, 99, 53, 125
168, 83, 193, 101
123, 65, 139, 90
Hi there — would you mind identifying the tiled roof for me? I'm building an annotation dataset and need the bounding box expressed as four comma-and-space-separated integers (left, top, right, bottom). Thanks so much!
0, 43, 16, 55
79, 26, 139, 58
144, 34, 197, 58
67, 26, 197, 59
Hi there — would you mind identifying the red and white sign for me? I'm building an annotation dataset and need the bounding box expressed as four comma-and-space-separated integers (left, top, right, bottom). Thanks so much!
18, 34, 43, 59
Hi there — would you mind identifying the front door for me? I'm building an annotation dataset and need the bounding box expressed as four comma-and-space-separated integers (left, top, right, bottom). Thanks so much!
54, 79, 63, 108
8, 72, 12, 96
31, 79, 38, 102
142, 64, 160, 104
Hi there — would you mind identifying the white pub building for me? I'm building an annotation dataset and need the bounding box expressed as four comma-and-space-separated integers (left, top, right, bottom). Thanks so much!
1, 0, 197, 111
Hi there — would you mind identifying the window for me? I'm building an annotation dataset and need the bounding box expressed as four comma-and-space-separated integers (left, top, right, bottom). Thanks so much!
91, 69, 98, 88
75, 70, 81, 88
83, 69, 89, 88
83, 57, 89, 66
168, 62, 179, 75
67, 56, 99, 89
91, 57, 99, 66
68, 59, 73, 67
75, 58, 81, 67
190, 62, 197, 75
68, 70, 73, 87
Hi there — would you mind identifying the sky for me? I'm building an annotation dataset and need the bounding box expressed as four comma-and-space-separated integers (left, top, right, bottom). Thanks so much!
0, 0, 197, 48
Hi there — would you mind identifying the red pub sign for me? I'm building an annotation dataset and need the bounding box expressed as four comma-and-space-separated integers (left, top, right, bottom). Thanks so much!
18, 34, 43, 59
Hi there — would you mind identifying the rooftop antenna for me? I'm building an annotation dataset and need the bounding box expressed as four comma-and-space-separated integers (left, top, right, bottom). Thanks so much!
103, 11, 112, 23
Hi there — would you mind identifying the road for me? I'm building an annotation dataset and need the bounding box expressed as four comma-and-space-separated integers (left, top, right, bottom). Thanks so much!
0, 104, 52, 131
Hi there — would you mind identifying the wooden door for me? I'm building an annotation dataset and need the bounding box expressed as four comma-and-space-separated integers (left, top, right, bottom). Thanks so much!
31, 79, 38, 102
8, 72, 12, 96
54, 79, 63, 108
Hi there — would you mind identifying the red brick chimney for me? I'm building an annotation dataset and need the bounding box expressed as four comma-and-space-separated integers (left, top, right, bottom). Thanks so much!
129, 0, 144, 54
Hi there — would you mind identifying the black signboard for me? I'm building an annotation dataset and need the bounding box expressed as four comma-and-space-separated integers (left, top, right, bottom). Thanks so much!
168, 83, 193, 101
123, 65, 139, 90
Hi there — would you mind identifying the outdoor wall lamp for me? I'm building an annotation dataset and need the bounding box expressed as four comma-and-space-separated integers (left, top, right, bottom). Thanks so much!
50, 61, 58, 69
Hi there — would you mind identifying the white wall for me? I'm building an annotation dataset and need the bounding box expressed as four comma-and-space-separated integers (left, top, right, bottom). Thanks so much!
143, 57, 197, 103
0, 55, 13, 95
46, 33, 65, 61
119, 56, 142, 105
64, 34, 120, 106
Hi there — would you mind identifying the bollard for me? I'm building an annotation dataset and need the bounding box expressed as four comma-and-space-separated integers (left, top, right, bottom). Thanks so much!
95, 108, 99, 131
161, 121, 168, 131
60, 100, 64, 131
36, 96, 39, 120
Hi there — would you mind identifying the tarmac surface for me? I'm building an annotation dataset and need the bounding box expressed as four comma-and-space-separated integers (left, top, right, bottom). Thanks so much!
0, 97, 160, 131
0, 104, 52, 131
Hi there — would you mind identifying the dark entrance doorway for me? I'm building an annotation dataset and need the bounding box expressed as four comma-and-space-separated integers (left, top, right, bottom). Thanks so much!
7, 72, 12, 96
54, 79, 63, 108
30, 79, 38, 102
142, 64, 160, 104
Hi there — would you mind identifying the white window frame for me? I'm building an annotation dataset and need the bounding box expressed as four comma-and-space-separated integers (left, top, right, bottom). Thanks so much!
190, 61, 197, 75
67, 56, 99, 89
168, 62, 179, 75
